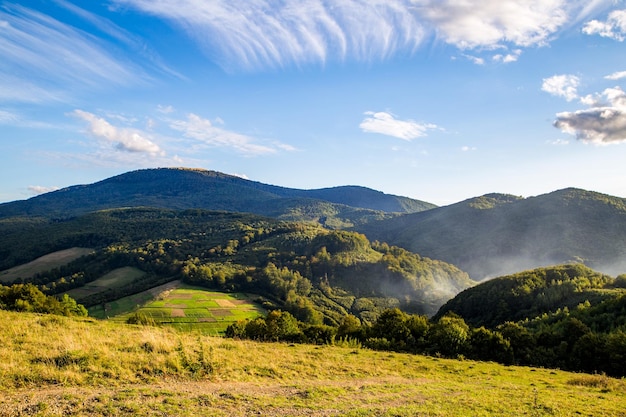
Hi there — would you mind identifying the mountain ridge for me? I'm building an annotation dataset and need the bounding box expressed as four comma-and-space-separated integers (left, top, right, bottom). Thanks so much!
355, 187, 626, 279
0, 168, 436, 228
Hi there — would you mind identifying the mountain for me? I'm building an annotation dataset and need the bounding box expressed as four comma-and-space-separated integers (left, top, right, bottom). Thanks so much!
355, 188, 626, 280
0, 168, 436, 228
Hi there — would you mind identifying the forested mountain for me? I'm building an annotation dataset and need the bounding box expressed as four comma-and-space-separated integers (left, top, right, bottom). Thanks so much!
0, 208, 474, 320
0, 168, 435, 228
435, 264, 624, 328
355, 188, 626, 280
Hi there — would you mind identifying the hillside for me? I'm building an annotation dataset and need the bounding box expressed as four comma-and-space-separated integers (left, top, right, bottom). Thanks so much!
0, 168, 436, 228
434, 264, 624, 327
356, 188, 626, 279
3, 310, 625, 416
0, 208, 474, 320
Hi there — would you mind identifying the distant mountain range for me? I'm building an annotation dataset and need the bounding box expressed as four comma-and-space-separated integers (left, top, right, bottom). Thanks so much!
2, 168, 626, 281
355, 189, 626, 279
0, 168, 435, 228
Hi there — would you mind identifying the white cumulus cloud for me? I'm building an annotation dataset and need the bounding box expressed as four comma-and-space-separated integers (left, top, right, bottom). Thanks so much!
72, 110, 164, 155
541, 74, 581, 101
554, 86, 626, 145
583, 9, 626, 41
410, 0, 568, 49
360, 111, 437, 141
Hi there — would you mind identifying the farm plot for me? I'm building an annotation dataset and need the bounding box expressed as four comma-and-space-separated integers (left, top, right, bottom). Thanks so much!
115, 286, 265, 335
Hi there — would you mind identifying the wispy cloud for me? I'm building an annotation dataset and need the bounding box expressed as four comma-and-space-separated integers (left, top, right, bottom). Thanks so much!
0, 4, 148, 104
583, 9, 626, 41
360, 111, 437, 141
72, 110, 165, 156
541, 74, 581, 102
114, 0, 587, 71
554, 86, 626, 145
169, 113, 291, 156
113, 0, 426, 71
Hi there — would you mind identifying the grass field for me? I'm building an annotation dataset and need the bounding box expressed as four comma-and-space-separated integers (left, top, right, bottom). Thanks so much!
65, 266, 146, 300
0, 309, 625, 416
0, 247, 93, 283
108, 285, 266, 335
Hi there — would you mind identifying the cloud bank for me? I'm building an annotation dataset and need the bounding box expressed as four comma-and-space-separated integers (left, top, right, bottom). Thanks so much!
113, 0, 589, 70
360, 111, 437, 140
554, 87, 626, 144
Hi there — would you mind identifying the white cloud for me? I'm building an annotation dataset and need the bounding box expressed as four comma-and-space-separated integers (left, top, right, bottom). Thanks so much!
493, 49, 522, 63
554, 86, 626, 144
170, 113, 289, 156
548, 138, 570, 146
114, 0, 586, 71
583, 9, 626, 41
72, 110, 165, 155
605, 71, 626, 80
27, 185, 60, 195
541, 74, 580, 101
360, 111, 437, 141
411, 0, 568, 49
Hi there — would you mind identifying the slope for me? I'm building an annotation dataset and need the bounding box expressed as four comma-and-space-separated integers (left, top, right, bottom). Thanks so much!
356, 188, 626, 279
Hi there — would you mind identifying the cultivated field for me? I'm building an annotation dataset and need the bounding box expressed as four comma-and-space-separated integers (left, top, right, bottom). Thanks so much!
0, 310, 624, 416
110, 285, 265, 335
0, 247, 93, 283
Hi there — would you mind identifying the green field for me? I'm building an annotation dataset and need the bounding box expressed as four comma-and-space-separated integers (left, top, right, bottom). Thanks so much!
0, 247, 93, 283
104, 285, 265, 335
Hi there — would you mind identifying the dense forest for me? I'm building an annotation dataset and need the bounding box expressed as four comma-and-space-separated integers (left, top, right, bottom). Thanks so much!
0, 207, 474, 321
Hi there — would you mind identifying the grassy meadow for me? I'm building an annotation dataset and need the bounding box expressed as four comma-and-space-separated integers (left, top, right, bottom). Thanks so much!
0, 248, 93, 284
1, 309, 625, 417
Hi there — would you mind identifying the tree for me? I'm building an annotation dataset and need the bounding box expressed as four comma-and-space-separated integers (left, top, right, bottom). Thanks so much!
428, 314, 469, 357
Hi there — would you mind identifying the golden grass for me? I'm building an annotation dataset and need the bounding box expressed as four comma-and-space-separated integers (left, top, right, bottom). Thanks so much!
1, 310, 625, 416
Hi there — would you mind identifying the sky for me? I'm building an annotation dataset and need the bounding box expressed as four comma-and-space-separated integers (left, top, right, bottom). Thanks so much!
1, 0, 626, 206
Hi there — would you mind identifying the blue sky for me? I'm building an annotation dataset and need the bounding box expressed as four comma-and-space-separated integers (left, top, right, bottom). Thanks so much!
2, 0, 626, 206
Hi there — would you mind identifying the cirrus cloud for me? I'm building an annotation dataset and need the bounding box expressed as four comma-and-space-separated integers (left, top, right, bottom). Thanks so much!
360, 111, 437, 141
169, 113, 292, 156
112, 0, 589, 71
554, 86, 626, 145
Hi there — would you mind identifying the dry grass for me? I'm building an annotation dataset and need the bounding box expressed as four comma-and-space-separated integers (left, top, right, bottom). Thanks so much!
1, 310, 625, 416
